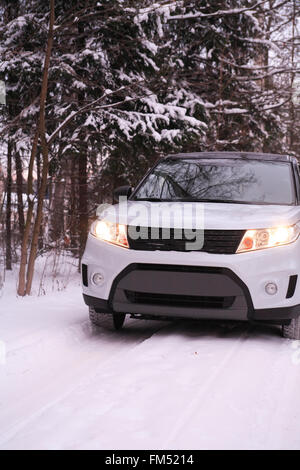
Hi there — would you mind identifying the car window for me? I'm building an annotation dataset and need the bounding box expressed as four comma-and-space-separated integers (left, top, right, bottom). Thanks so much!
133, 159, 295, 205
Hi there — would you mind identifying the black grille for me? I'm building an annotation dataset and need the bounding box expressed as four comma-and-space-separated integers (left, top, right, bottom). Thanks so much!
125, 290, 235, 309
127, 227, 245, 254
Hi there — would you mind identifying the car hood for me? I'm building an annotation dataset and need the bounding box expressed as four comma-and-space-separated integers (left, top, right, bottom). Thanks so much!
98, 201, 300, 230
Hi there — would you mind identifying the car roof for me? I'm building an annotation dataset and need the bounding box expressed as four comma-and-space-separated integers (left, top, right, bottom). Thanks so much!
166, 151, 297, 163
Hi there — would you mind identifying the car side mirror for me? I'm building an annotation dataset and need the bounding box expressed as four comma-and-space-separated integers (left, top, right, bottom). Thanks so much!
113, 185, 133, 203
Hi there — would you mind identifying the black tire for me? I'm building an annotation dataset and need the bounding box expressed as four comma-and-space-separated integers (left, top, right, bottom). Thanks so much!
282, 317, 300, 340
89, 306, 126, 330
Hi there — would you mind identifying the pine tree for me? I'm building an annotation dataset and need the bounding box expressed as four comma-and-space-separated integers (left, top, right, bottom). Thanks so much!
142, 0, 289, 153
0, 0, 299, 292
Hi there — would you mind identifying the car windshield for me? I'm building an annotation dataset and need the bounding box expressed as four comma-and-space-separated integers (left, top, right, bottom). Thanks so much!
133, 158, 295, 205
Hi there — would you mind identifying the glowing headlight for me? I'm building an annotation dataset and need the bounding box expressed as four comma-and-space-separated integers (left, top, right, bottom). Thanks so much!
91, 220, 128, 248
237, 224, 300, 253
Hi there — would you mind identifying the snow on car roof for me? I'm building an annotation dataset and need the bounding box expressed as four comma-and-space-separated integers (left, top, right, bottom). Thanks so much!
166, 151, 297, 163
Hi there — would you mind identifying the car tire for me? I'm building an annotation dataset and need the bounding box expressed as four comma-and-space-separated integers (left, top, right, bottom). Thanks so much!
282, 317, 300, 340
89, 306, 126, 330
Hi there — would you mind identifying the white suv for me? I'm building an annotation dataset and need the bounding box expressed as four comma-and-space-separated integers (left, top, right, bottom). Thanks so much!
82, 152, 300, 339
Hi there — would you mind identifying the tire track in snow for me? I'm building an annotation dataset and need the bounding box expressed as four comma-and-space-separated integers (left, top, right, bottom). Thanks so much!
262, 338, 300, 449
2, 317, 201, 449
0, 317, 169, 448
162, 325, 250, 448
1, 320, 250, 449
163, 324, 292, 450
2, 318, 291, 450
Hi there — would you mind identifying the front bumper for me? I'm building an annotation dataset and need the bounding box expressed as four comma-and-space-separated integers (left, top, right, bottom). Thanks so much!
82, 234, 300, 322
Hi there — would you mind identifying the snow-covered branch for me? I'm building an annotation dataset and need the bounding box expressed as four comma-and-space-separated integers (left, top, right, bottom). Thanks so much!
168, 1, 269, 20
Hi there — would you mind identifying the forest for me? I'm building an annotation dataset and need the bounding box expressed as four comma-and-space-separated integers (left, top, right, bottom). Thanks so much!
0, 0, 299, 294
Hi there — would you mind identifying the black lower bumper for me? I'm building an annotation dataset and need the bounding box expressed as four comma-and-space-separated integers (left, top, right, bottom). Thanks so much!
111, 264, 250, 320
252, 305, 300, 322
83, 294, 112, 313
83, 294, 299, 323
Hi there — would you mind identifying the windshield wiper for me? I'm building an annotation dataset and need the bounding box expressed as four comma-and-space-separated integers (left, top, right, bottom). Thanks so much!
134, 197, 261, 204
133, 197, 165, 202
144, 197, 248, 203
179, 198, 251, 204
186, 199, 275, 205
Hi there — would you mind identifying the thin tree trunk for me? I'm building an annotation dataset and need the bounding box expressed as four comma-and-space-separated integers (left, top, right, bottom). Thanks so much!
17, 130, 39, 295
70, 156, 77, 249
49, 174, 66, 242
264, 1, 273, 91
77, 15, 88, 262
36, 149, 41, 190
25, 134, 49, 294
17, 0, 55, 296
289, 0, 296, 151
5, 141, 12, 270
14, 150, 25, 238
36, 149, 44, 251
78, 150, 88, 261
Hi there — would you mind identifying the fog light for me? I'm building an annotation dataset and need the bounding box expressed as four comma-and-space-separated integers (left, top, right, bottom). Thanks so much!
265, 282, 278, 295
92, 272, 104, 286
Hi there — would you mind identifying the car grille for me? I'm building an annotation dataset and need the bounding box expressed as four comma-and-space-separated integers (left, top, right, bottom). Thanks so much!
125, 290, 235, 309
127, 227, 245, 254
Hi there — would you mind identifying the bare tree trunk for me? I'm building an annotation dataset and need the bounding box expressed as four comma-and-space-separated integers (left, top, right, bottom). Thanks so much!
49, 172, 66, 242
17, 130, 39, 295
263, 1, 274, 91
14, 150, 25, 239
69, 156, 77, 249
76, 15, 88, 262
36, 149, 41, 190
36, 149, 44, 251
78, 150, 88, 260
216, 53, 224, 150
289, 0, 296, 151
17, 0, 55, 296
25, 134, 50, 294
5, 141, 12, 270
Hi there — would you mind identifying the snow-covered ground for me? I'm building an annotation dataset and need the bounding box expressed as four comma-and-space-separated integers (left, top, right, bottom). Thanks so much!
1, 264, 300, 450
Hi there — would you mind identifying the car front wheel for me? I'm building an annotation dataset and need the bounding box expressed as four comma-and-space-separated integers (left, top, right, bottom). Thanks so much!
89, 306, 126, 330
282, 316, 300, 340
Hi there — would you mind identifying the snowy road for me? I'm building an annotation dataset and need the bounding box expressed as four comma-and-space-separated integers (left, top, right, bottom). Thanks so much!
1, 282, 300, 450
